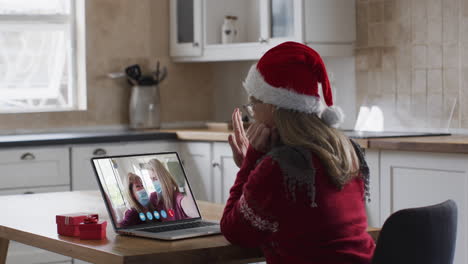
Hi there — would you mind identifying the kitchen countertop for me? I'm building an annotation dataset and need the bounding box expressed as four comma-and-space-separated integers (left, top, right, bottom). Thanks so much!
368, 135, 468, 154
2, 128, 468, 154
157, 128, 371, 147
0, 130, 177, 148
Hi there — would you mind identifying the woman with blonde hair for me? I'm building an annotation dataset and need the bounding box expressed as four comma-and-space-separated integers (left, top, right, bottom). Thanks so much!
221, 42, 375, 263
146, 159, 198, 221
119, 172, 157, 227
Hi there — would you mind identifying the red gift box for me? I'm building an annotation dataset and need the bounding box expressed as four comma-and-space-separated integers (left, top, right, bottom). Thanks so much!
56, 213, 99, 237
79, 217, 107, 240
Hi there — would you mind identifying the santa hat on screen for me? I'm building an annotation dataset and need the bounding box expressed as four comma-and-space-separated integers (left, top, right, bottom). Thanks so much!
243, 41, 344, 128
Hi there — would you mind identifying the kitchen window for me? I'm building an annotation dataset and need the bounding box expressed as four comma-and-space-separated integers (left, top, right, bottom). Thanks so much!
0, 0, 86, 113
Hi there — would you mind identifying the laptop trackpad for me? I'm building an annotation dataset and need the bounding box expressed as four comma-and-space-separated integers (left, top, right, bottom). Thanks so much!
155, 226, 221, 239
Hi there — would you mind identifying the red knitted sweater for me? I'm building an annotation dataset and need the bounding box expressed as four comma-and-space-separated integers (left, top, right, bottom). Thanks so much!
221, 145, 375, 264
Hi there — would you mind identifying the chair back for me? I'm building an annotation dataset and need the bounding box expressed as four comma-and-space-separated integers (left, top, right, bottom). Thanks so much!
372, 200, 457, 264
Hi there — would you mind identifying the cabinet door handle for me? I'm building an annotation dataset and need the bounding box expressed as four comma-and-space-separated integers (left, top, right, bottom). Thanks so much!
93, 148, 107, 156
20, 153, 35, 161
212, 162, 220, 168
23, 191, 34, 195
193, 42, 199, 47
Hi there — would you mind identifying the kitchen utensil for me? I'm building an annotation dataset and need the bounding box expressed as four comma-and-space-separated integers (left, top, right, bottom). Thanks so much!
157, 66, 167, 84
129, 84, 161, 129
151, 66, 167, 85
154, 61, 160, 83
125, 64, 142, 84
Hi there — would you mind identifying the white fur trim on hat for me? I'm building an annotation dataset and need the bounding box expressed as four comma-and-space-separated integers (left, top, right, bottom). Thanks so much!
243, 65, 323, 114
320, 105, 345, 128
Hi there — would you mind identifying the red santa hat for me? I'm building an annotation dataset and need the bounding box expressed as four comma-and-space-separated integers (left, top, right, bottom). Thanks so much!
243, 41, 344, 128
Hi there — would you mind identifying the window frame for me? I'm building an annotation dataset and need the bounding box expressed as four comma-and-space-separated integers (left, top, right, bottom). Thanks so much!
0, 0, 87, 113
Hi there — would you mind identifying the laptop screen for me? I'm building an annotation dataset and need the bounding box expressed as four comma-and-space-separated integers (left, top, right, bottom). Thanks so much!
92, 152, 201, 229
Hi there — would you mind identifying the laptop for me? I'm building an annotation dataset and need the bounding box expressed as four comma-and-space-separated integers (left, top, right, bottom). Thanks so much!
91, 152, 221, 240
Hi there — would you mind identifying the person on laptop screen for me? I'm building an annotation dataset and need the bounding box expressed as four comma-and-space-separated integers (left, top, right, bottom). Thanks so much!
146, 159, 198, 221
120, 173, 159, 227
221, 42, 375, 263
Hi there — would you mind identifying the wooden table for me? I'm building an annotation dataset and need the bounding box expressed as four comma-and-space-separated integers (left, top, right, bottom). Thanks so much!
0, 191, 380, 264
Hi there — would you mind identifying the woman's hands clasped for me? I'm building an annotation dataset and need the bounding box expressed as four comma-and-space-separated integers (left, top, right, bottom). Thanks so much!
228, 108, 279, 168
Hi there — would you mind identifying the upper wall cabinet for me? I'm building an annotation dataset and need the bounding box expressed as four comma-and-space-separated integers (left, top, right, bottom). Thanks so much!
170, 0, 203, 57
170, 0, 355, 62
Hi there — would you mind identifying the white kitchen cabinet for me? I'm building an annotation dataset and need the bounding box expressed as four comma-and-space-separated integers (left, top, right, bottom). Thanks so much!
212, 142, 238, 204
4, 185, 71, 264
380, 150, 467, 264
0, 147, 70, 190
71, 141, 177, 190
172, 0, 306, 61
364, 149, 380, 228
169, 0, 203, 57
179, 142, 213, 202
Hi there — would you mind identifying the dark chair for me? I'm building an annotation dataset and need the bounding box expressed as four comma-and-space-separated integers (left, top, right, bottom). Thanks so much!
372, 200, 458, 264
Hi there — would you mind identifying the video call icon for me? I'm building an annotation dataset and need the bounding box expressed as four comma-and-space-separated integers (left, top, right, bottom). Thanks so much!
139, 212, 146, 221
161, 210, 167, 219
168, 209, 174, 217
146, 212, 153, 220
153, 211, 160, 220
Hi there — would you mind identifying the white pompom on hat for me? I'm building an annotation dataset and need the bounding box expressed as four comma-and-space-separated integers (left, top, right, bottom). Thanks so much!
243, 41, 344, 128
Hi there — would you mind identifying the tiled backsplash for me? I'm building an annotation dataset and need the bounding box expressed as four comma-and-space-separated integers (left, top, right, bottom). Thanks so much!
356, 0, 468, 130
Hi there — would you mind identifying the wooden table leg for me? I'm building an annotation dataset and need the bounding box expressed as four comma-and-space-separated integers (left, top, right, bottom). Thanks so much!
0, 237, 9, 264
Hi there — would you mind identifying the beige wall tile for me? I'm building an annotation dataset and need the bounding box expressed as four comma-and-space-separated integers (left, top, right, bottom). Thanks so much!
356, 0, 468, 129
427, 18, 443, 43
427, 94, 443, 119
368, 48, 383, 69
411, 95, 427, 122
412, 17, 427, 44
427, 69, 443, 94
427, 44, 442, 68
384, 0, 397, 21
443, 0, 460, 43
397, 0, 411, 20
357, 22, 369, 48
443, 68, 459, 96
384, 22, 398, 46
411, 0, 427, 20
463, 0, 468, 16
462, 43, 468, 67
357, 2, 369, 25
462, 18, 468, 43
396, 93, 411, 114
369, 1, 384, 23
381, 70, 397, 94
428, 0, 443, 18
397, 18, 412, 44
382, 48, 396, 70
412, 69, 427, 95
412, 45, 427, 68
368, 70, 382, 95
356, 50, 369, 71
443, 43, 459, 68
396, 66, 411, 94
369, 23, 385, 47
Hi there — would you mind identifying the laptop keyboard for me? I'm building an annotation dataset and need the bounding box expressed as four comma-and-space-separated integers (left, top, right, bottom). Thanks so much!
145, 221, 218, 233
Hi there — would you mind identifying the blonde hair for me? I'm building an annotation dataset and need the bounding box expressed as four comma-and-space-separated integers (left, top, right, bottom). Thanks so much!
273, 108, 360, 188
126, 172, 154, 213
147, 159, 179, 210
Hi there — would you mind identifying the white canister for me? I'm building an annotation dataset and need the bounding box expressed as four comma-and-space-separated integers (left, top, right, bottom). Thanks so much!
221, 16, 238, 44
